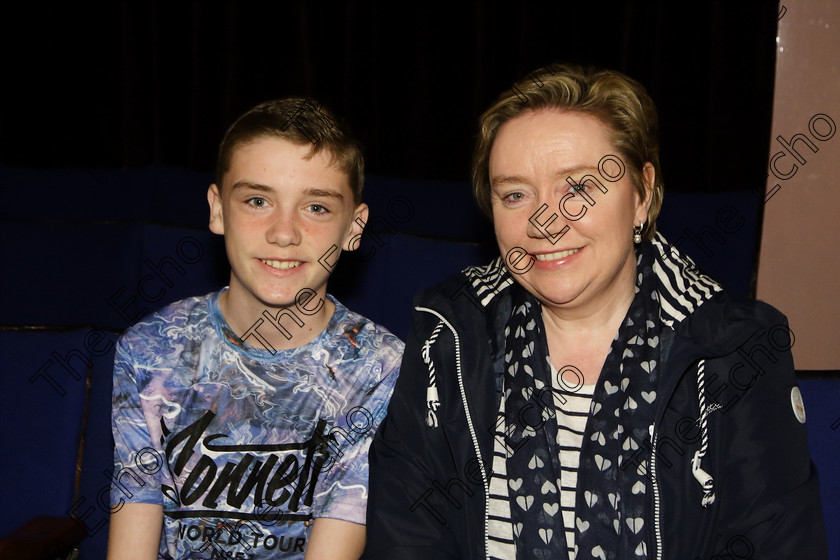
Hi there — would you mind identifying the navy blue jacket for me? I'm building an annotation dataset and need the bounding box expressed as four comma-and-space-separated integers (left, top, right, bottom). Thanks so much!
364, 260, 827, 559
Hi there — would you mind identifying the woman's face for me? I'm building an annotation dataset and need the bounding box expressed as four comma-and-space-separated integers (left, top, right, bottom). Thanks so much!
489, 109, 652, 313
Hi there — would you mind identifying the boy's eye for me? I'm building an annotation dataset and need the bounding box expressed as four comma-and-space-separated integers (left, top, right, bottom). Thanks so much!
568, 182, 587, 193
308, 203, 329, 214
247, 197, 268, 207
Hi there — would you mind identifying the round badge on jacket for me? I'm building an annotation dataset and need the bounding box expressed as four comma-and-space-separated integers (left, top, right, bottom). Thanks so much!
790, 387, 806, 424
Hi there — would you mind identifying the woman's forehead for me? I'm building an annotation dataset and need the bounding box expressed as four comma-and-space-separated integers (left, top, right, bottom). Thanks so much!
490, 110, 616, 174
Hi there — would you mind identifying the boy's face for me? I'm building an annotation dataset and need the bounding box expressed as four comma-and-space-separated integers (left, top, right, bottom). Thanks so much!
208, 136, 367, 320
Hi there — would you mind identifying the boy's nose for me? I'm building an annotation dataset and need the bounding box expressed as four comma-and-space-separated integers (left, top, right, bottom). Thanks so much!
265, 213, 302, 246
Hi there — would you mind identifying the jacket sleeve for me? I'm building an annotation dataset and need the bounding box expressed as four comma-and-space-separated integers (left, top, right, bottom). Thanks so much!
363, 305, 469, 560
705, 310, 828, 559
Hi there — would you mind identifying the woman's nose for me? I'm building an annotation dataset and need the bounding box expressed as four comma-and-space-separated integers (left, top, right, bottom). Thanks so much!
525, 196, 570, 243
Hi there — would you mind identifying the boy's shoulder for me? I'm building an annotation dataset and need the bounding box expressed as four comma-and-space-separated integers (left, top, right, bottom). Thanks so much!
116, 290, 219, 352
324, 296, 405, 357
115, 291, 404, 370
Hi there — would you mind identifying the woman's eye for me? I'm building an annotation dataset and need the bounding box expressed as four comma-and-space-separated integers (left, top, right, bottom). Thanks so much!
504, 192, 525, 203
569, 183, 587, 193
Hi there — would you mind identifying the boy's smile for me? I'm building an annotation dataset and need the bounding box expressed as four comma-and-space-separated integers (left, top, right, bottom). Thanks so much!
208, 136, 367, 347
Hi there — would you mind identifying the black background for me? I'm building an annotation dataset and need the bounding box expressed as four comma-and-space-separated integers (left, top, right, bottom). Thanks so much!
0, 2, 778, 193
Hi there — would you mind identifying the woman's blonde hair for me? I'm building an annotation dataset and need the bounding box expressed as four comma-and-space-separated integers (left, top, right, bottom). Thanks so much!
472, 63, 663, 241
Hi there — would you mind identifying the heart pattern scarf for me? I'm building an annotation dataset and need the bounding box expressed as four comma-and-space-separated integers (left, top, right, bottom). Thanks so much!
502, 244, 662, 560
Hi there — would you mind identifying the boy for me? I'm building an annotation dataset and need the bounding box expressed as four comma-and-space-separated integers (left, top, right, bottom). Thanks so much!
107, 98, 403, 559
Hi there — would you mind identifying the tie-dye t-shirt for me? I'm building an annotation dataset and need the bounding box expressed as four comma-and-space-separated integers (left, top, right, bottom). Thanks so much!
111, 290, 403, 559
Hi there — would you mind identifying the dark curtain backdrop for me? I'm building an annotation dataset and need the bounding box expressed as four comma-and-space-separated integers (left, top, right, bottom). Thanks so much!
1, 2, 778, 192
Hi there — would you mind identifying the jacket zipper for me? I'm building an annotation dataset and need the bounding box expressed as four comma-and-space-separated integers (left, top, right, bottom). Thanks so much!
649, 424, 663, 560
416, 307, 491, 560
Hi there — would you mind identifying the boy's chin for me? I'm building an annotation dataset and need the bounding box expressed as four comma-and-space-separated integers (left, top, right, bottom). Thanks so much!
258, 290, 327, 311
258, 295, 301, 310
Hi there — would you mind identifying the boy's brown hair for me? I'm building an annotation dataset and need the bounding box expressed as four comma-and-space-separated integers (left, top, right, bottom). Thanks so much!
216, 98, 364, 203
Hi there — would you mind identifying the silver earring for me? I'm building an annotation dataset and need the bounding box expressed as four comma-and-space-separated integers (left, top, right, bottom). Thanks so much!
633, 222, 644, 244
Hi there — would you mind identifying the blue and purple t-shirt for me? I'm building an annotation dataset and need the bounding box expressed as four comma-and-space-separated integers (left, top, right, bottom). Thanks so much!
111, 290, 403, 559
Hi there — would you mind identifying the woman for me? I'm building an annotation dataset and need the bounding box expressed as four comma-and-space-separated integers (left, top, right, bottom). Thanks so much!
364, 64, 826, 559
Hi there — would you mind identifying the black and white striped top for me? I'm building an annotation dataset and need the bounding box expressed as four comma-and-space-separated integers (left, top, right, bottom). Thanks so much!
486, 363, 595, 560
551, 367, 596, 560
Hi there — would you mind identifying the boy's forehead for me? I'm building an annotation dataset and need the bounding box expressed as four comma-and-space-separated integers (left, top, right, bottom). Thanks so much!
225, 136, 352, 195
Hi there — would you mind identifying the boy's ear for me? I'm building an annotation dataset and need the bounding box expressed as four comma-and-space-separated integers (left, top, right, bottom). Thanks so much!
343, 203, 369, 251
208, 184, 225, 235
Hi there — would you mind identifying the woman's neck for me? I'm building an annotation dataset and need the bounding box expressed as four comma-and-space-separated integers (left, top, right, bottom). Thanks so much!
541, 274, 636, 385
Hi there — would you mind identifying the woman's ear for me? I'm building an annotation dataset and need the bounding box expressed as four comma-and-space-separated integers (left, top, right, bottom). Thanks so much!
343, 203, 369, 251
636, 162, 656, 224
208, 184, 225, 235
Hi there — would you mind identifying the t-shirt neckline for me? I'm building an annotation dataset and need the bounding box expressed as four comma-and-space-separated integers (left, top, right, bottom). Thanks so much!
209, 287, 344, 361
